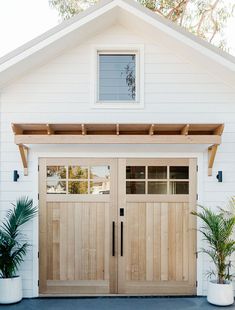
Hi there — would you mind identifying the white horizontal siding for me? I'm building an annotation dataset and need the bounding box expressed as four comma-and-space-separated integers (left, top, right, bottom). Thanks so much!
0, 24, 235, 297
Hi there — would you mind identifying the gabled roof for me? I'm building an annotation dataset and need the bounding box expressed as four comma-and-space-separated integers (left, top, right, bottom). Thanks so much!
0, 0, 235, 89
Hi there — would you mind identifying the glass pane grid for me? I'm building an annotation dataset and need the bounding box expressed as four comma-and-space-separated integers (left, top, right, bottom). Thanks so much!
46, 164, 110, 195
126, 165, 190, 195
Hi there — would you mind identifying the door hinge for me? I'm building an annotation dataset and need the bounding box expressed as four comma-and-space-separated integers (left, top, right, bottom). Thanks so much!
38, 165, 39, 172
196, 165, 198, 172
196, 193, 198, 200
196, 280, 198, 287
196, 251, 198, 259
38, 251, 39, 259
38, 280, 39, 287
38, 193, 39, 200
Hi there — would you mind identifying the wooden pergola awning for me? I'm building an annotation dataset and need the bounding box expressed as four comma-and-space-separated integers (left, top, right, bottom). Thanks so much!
12, 123, 224, 176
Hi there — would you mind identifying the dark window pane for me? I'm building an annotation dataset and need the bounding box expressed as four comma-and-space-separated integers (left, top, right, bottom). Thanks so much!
47, 166, 66, 179
47, 181, 66, 194
148, 182, 167, 194
126, 166, 145, 179
170, 166, 189, 179
126, 181, 145, 194
68, 166, 88, 179
90, 181, 110, 194
99, 54, 136, 101
148, 166, 167, 179
170, 181, 189, 194
68, 181, 88, 194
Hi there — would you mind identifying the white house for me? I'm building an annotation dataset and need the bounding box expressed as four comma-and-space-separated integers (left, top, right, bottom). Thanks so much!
0, 0, 235, 298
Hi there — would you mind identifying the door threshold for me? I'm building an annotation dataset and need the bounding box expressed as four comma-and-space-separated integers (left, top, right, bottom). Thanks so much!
39, 294, 197, 298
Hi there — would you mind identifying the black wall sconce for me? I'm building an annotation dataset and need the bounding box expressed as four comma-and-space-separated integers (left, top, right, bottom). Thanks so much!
13, 170, 19, 182
216, 171, 223, 182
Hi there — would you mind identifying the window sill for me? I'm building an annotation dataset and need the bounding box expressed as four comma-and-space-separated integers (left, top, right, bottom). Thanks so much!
92, 102, 144, 109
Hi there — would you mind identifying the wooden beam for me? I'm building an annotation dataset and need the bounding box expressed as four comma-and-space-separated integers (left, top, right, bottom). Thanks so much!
214, 124, 224, 136
181, 124, 189, 136
208, 144, 218, 176
18, 144, 29, 176
81, 124, 86, 135
149, 124, 155, 136
15, 134, 222, 145
12, 123, 23, 135
116, 124, 119, 136
46, 124, 54, 135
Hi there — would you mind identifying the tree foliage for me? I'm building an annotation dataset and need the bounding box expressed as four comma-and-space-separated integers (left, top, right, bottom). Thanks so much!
49, 0, 235, 50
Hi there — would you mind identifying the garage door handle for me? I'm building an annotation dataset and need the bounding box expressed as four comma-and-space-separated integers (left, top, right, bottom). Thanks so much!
121, 221, 123, 256
112, 221, 115, 256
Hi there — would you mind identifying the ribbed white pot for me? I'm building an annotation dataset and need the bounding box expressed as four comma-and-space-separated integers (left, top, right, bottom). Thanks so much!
0, 276, 22, 304
207, 280, 234, 306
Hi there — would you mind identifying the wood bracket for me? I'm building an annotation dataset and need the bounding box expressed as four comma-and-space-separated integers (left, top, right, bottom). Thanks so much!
18, 144, 29, 176
208, 144, 218, 176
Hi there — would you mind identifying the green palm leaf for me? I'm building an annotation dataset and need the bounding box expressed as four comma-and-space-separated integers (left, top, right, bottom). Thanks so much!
192, 201, 235, 284
0, 197, 37, 278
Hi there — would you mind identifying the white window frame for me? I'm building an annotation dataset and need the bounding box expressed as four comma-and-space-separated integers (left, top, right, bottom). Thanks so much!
91, 45, 144, 109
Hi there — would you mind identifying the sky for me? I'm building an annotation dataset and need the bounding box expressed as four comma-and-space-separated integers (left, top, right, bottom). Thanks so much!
0, 0, 235, 58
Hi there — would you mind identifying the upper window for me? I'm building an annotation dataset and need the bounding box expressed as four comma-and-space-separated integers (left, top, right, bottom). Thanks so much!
98, 53, 136, 102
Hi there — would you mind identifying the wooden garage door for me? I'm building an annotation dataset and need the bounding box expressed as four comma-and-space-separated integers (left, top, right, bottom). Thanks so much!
39, 158, 118, 294
39, 157, 197, 295
117, 158, 197, 295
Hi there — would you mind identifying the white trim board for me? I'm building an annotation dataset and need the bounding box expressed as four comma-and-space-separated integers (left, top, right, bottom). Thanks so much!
91, 44, 145, 109
29, 150, 204, 297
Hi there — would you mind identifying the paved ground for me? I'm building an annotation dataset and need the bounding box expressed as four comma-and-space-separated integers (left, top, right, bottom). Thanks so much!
0, 297, 234, 310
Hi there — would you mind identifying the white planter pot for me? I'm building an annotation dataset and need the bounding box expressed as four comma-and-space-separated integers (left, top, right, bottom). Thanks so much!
0, 276, 22, 304
207, 280, 234, 306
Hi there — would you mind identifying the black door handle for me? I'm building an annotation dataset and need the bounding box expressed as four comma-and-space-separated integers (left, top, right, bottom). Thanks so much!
121, 221, 123, 256
112, 221, 115, 256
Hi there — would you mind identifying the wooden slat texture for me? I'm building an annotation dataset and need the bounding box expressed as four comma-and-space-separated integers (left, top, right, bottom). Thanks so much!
118, 158, 197, 295
168, 203, 176, 281
153, 203, 161, 281
40, 157, 196, 296
45, 201, 110, 291
39, 158, 117, 295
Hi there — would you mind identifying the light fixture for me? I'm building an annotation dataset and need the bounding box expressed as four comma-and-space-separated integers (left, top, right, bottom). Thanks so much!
216, 171, 222, 183
13, 170, 19, 182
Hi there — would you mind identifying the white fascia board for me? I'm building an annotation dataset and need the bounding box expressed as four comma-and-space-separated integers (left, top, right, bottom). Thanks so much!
117, 0, 235, 72
0, 0, 119, 73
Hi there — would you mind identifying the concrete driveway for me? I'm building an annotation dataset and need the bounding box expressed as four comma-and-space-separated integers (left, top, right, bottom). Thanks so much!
0, 297, 234, 310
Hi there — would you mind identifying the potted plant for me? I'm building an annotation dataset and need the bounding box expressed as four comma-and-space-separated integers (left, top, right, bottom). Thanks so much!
192, 204, 235, 306
0, 197, 37, 304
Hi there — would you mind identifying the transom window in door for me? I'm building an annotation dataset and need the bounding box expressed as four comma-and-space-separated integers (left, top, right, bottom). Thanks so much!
98, 53, 136, 102
126, 165, 189, 195
46, 165, 110, 194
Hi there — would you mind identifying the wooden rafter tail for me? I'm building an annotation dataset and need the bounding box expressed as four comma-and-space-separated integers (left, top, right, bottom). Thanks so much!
208, 144, 218, 176
214, 124, 224, 136
81, 124, 87, 135
12, 123, 23, 135
181, 124, 189, 136
46, 124, 54, 135
149, 124, 155, 136
116, 124, 119, 136
18, 144, 29, 176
